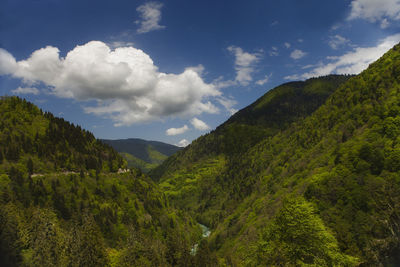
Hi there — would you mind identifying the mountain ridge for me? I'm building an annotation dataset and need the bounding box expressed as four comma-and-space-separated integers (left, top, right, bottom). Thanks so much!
102, 138, 181, 172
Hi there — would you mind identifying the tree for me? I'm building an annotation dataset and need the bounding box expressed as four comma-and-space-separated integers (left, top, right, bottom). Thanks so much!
194, 239, 217, 267
0, 204, 23, 266
255, 197, 358, 266
24, 208, 61, 267
63, 214, 109, 266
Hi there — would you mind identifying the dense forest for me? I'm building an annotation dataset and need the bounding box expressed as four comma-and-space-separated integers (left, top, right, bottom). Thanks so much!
150, 74, 352, 228
1, 42, 400, 266
0, 97, 204, 266
152, 44, 400, 265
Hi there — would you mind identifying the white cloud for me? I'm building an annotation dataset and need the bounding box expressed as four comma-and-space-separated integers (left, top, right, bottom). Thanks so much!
190, 117, 210, 131
298, 39, 304, 43
269, 46, 279, 56
256, 74, 271, 86
135, 2, 165, 34
166, 125, 189, 136
176, 139, 190, 147
283, 74, 301, 81
284, 42, 291, 49
348, 0, 400, 28
217, 97, 238, 115
212, 76, 237, 89
227, 46, 261, 86
284, 34, 400, 80
328, 35, 350, 50
11, 86, 39, 95
0, 48, 18, 75
290, 49, 307, 60
0, 41, 221, 126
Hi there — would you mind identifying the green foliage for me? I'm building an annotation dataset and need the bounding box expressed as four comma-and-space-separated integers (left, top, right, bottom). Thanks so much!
152, 44, 400, 265
159, 156, 227, 226
0, 169, 199, 266
0, 97, 201, 266
253, 197, 357, 266
120, 152, 159, 173
0, 96, 124, 173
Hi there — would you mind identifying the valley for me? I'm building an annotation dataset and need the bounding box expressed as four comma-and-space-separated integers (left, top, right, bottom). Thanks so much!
1, 42, 400, 266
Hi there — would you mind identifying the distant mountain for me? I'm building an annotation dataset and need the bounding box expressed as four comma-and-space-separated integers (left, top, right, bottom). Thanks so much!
151, 44, 400, 266
101, 138, 181, 172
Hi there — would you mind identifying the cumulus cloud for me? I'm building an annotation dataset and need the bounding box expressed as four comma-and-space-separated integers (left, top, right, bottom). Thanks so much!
227, 46, 261, 86
256, 74, 271, 86
290, 49, 307, 60
176, 139, 190, 147
166, 125, 189, 136
0, 41, 221, 126
328, 35, 350, 50
136, 2, 165, 34
190, 117, 210, 131
284, 34, 400, 80
284, 42, 291, 49
348, 0, 400, 28
11, 86, 39, 95
0, 48, 18, 75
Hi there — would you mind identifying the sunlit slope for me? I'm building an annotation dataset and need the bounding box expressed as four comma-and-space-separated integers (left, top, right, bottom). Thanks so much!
151, 75, 350, 229
209, 43, 400, 265
0, 97, 200, 266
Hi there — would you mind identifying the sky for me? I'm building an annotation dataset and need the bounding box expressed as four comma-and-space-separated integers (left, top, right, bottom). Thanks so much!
1, 0, 400, 146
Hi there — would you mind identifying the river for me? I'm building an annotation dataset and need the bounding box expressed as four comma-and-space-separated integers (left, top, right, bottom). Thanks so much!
190, 223, 211, 255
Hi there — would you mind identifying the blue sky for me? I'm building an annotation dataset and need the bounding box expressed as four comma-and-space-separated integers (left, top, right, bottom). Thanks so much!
1, 0, 400, 146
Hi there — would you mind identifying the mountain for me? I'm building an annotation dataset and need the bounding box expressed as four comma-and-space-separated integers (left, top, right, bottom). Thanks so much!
0, 96, 125, 173
150, 75, 351, 224
150, 74, 351, 181
102, 138, 181, 172
151, 44, 400, 265
0, 96, 200, 266
3, 41, 400, 266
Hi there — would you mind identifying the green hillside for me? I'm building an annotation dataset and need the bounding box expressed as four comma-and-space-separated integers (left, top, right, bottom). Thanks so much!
151, 75, 351, 227
102, 138, 181, 172
0, 96, 124, 174
151, 75, 350, 181
152, 44, 400, 266
0, 97, 200, 266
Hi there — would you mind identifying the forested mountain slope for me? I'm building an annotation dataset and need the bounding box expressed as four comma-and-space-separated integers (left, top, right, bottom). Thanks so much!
211, 45, 400, 265
0, 96, 124, 173
150, 75, 351, 229
102, 138, 181, 172
151, 75, 350, 182
153, 44, 400, 266
0, 97, 200, 266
